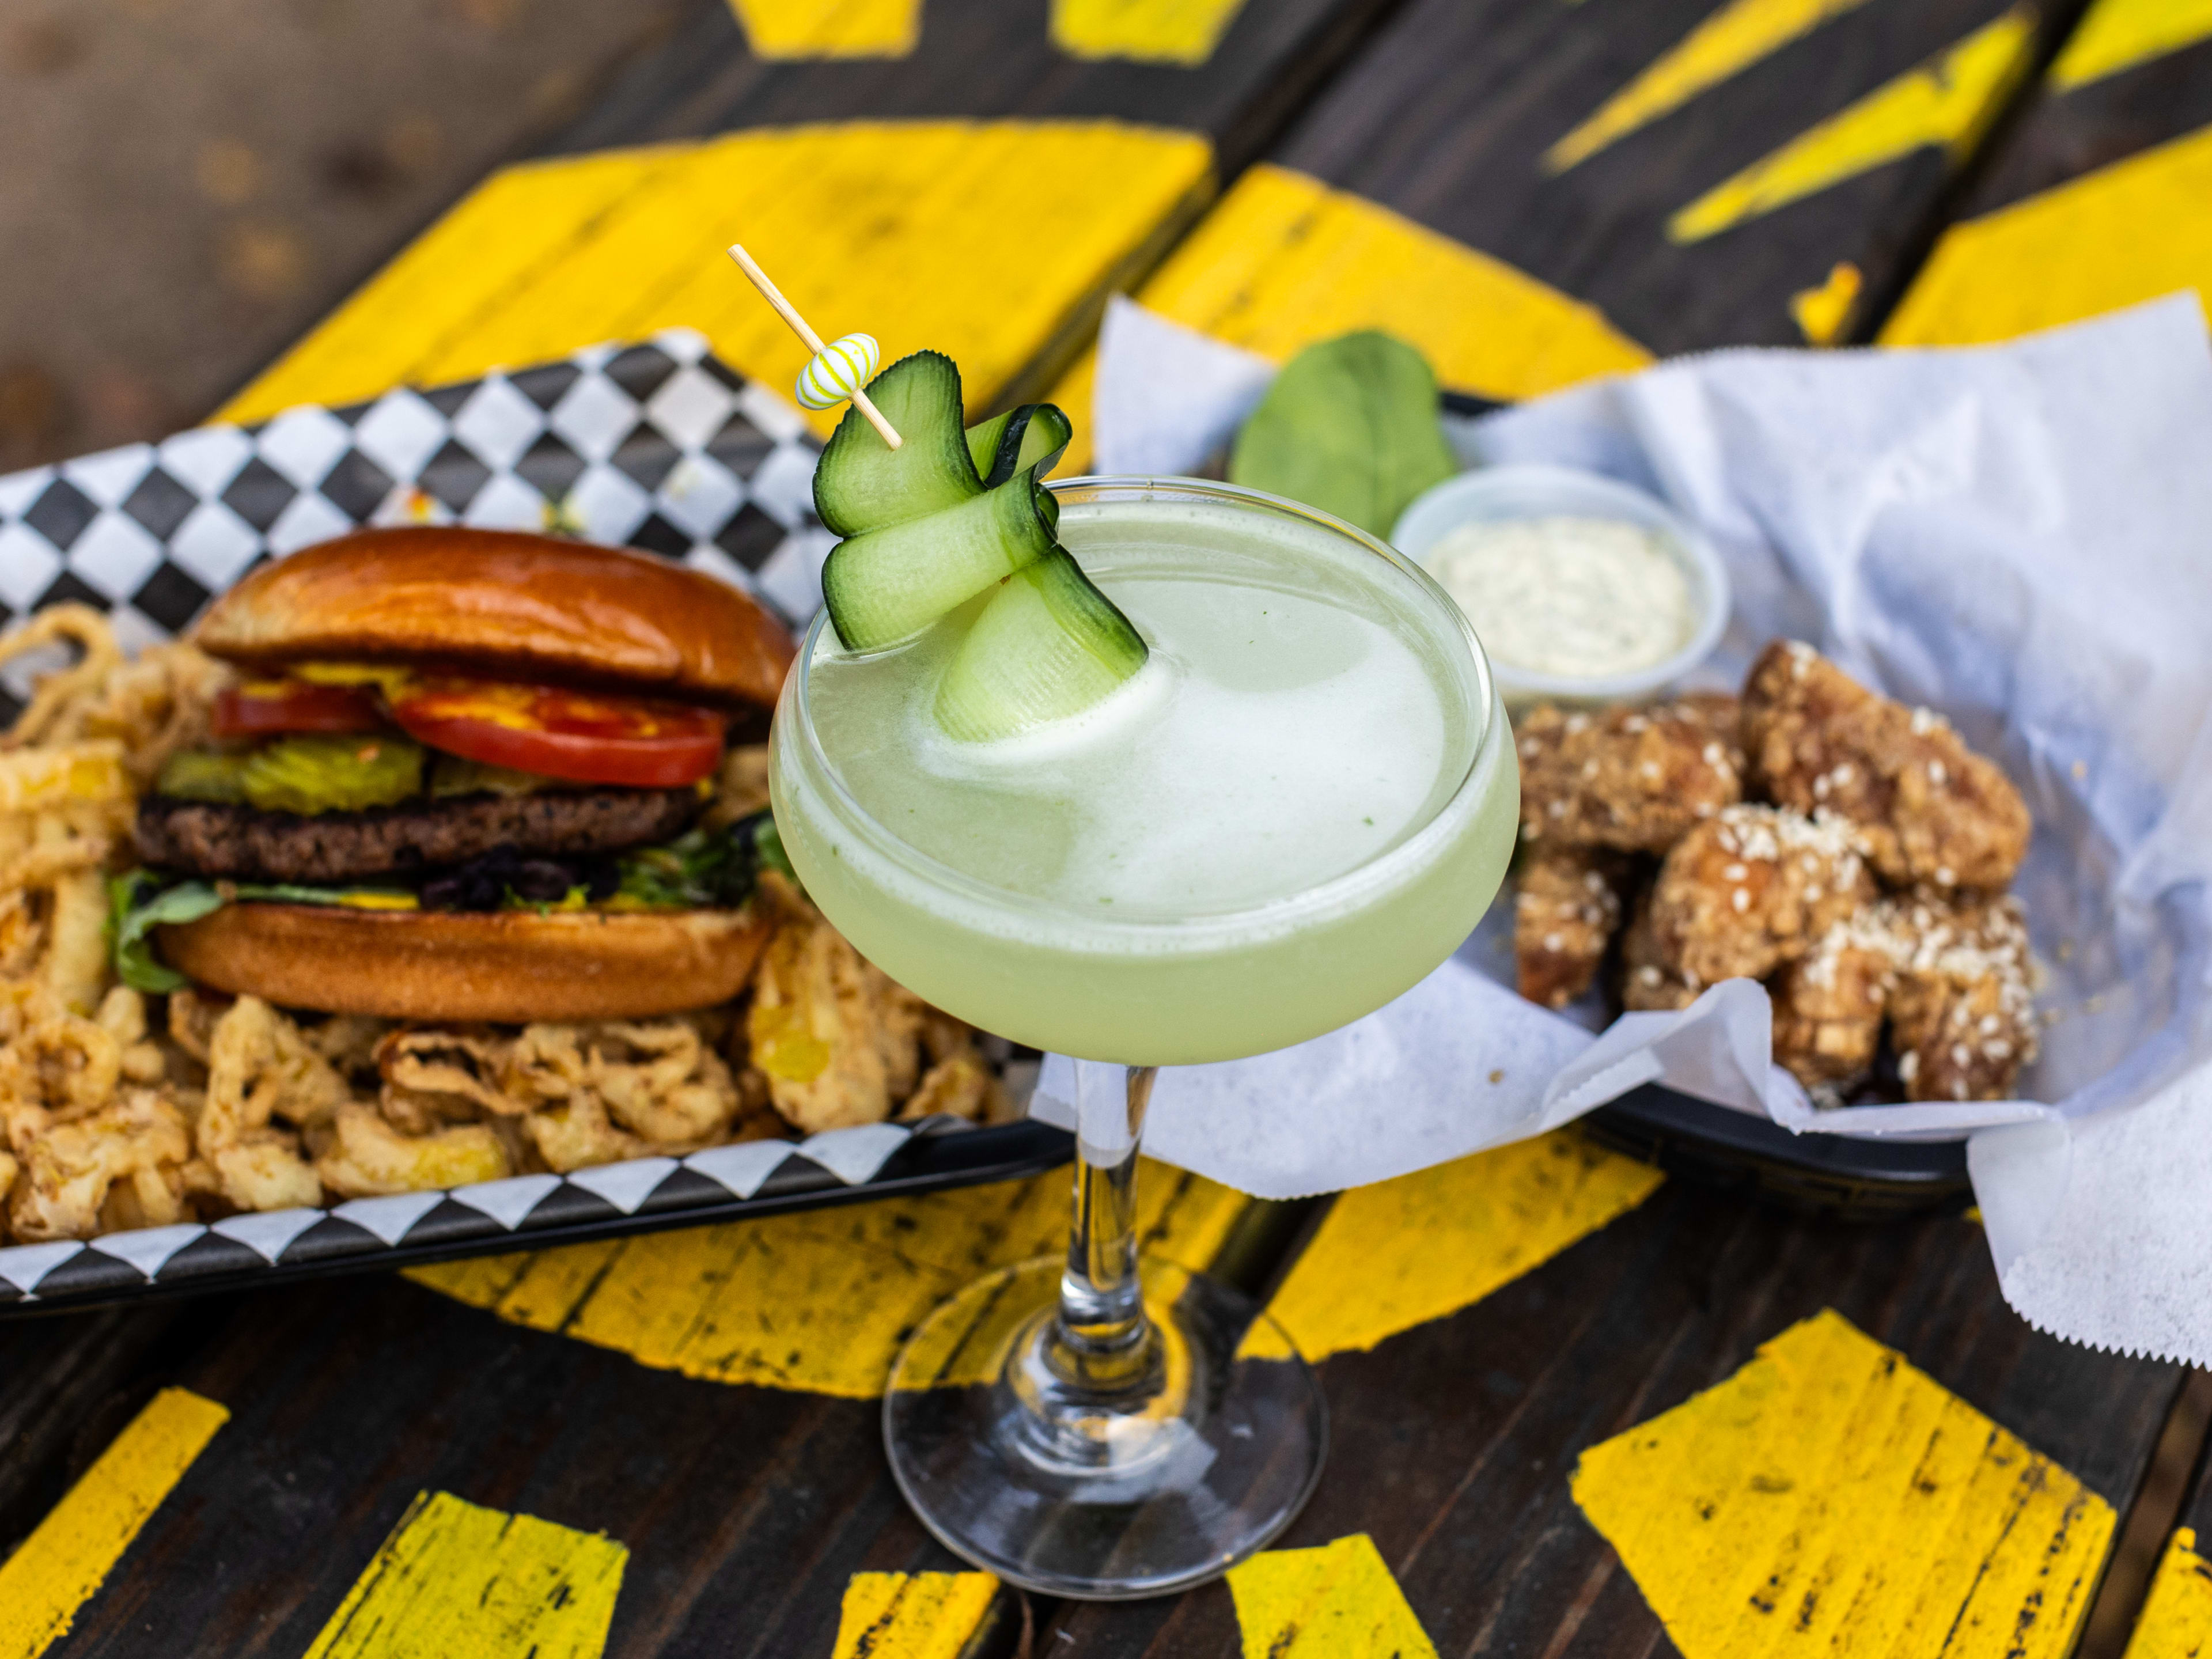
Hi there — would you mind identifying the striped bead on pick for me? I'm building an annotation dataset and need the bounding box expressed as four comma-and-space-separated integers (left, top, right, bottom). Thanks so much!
795, 333, 881, 412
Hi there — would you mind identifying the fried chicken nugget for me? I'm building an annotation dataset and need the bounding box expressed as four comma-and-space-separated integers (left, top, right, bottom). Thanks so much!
1516, 694, 1744, 853
1770, 915, 1898, 1089
1742, 641, 2029, 891
1650, 805, 1875, 987
1883, 889, 2039, 1103
1620, 890, 1699, 1012
1514, 847, 1631, 1009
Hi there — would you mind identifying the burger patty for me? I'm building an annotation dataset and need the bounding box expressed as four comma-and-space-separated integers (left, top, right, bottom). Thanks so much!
136, 787, 703, 885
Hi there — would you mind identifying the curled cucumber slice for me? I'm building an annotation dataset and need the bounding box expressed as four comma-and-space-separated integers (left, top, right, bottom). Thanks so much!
934, 549, 1149, 743
812, 351, 982, 537
821, 470, 1059, 652
964, 403, 1075, 488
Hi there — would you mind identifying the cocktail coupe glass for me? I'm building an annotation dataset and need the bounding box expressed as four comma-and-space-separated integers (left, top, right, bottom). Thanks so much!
770, 478, 1517, 1598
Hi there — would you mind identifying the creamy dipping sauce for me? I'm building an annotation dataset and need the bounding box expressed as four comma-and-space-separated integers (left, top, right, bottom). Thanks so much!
1423, 514, 1695, 680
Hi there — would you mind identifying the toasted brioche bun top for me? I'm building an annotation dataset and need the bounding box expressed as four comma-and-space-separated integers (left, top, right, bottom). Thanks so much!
193, 528, 794, 709
158, 901, 771, 1022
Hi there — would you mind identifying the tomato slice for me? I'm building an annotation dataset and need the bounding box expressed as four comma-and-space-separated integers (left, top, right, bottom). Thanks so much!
389, 677, 725, 789
213, 679, 385, 738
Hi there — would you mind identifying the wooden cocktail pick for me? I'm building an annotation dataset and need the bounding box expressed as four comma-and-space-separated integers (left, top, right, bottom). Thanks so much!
725, 241, 902, 450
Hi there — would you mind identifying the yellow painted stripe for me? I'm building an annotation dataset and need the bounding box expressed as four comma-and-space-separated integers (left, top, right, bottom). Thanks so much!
1047, 162, 1650, 467
1789, 259, 1863, 343
1669, 7, 2037, 244
1225, 1533, 1437, 1658
728, 0, 921, 58
2052, 0, 2212, 89
832, 1571, 1000, 1658
223, 122, 1213, 435
1245, 1131, 1662, 1361
2122, 1527, 2212, 1657
0, 1387, 229, 1659
303, 1490, 626, 1659
1881, 120, 2212, 346
1546, 0, 1876, 172
409, 1160, 1246, 1398
1572, 1309, 2115, 1659
1051, 0, 1251, 65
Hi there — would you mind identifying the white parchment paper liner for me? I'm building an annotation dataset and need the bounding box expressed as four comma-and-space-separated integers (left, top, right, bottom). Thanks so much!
1032, 294, 2212, 1362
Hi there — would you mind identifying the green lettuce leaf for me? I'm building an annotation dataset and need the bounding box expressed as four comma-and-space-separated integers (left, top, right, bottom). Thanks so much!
1229, 331, 1459, 537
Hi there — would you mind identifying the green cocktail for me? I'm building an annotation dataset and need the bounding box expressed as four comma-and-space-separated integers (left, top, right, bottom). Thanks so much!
773, 479, 1516, 1063
770, 476, 1516, 1599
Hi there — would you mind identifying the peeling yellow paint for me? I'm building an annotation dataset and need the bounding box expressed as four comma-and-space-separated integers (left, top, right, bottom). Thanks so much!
0, 1388, 229, 1659
222, 122, 1213, 437
1546, 0, 1876, 172
2051, 0, 2212, 89
832, 1571, 1001, 1658
2122, 1527, 2212, 1658
1226, 1533, 1437, 1658
304, 1491, 626, 1659
1051, 0, 1251, 65
1669, 7, 2036, 244
728, 0, 921, 59
1573, 1309, 2115, 1659
1882, 120, 2212, 346
1243, 1130, 1662, 1362
1789, 259, 1863, 343
409, 1161, 1245, 1397
1048, 163, 1649, 467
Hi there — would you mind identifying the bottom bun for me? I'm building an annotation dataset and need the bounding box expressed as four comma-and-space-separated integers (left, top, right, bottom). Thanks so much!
160, 903, 771, 1022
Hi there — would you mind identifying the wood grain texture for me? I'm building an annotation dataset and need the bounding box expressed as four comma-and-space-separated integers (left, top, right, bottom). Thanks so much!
1880, 0, 2212, 345
406, 1161, 1245, 1397
301, 1490, 627, 1659
221, 122, 1214, 434
2121, 1528, 2212, 1658
1251, 0, 2059, 353
0, 1389, 228, 1659
1043, 1181, 2182, 1656
4, 1277, 970, 1656
1573, 1309, 2112, 1658
551, 0, 1405, 177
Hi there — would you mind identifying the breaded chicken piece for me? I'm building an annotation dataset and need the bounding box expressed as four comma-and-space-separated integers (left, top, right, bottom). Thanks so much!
1742, 641, 2029, 891
1770, 915, 1897, 1088
1883, 889, 2039, 1103
1650, 804, 1875, 987
1620, 888, 1698, 1012
1514, 847, 1631, 1009
1515, 694, 1744, 854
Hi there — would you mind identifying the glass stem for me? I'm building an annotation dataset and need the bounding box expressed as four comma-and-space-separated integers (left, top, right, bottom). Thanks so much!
1054, 1061, 1157, 1389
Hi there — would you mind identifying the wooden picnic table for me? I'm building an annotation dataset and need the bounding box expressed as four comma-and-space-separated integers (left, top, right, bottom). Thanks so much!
6, 0, 2212, 1653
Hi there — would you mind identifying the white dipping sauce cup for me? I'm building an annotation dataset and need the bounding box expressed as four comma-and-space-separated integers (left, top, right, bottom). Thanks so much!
1391, 463, 1730, 710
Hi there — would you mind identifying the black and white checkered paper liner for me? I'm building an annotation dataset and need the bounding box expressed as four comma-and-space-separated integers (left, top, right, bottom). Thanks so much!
0, 1122, 955, 1304
0, 335, 1067, 1307
0, 328, 834, 723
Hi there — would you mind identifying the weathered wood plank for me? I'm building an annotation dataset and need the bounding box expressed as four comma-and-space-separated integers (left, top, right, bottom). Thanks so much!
1881, 0, 2212, 343
1048, 1183, 2182, 1656
1206, 0, 2062, 355
549, 0, 1406, 177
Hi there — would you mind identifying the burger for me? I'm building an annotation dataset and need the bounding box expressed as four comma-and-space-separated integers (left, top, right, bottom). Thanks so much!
114, 527, 796, 1022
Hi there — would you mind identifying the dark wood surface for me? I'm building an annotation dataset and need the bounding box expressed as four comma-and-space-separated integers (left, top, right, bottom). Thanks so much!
8, 0, 2212, 1650
1263, 0, 2085, 353
1044, 1180, 2183, 1655
554, 0, 1411, 177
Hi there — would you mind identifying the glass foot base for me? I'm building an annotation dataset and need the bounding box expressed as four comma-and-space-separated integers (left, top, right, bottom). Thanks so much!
882, 1255, 1327, 1600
